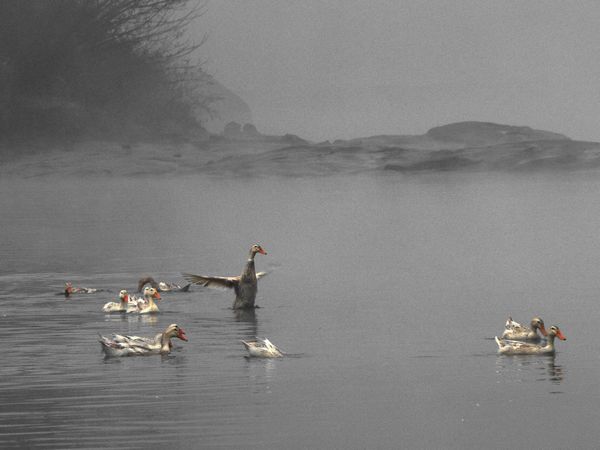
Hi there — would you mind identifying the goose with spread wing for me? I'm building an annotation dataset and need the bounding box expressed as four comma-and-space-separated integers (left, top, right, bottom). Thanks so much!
182, 244, 268, 310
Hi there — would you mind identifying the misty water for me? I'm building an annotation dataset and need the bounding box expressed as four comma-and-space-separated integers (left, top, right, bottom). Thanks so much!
2, 170, 600, 449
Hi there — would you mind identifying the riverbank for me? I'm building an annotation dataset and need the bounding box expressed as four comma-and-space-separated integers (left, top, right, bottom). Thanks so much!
3, 122, 600, 178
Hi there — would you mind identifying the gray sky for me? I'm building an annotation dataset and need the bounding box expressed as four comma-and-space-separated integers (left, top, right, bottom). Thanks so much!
197, 1, 600, 142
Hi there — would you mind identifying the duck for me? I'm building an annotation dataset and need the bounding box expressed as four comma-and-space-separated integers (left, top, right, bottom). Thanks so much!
128, 286, 161, 314
102, 290, 144, 313
137, 276, 190, 293
102, 290, 133, 313
99, 323, 188, 357
64, 282, 104, 297
502, 316, 548, 342
495, 325, 566, 355
241, 337, 284, 358
182, 244, 268, 310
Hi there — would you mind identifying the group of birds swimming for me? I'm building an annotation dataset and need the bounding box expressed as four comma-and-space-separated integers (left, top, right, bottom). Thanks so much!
65, 244, 283, 358
66, 243, 568, 359
495, 316, 567, 355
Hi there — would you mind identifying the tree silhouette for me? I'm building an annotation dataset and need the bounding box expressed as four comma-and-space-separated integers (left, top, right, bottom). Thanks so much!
0, 0, 212, 139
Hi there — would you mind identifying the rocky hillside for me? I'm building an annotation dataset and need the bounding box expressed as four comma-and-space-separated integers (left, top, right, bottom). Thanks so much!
203, 121, 600, 176
425, 122, 568, 147
196, 78, 254, 134
4, 122, 600, 178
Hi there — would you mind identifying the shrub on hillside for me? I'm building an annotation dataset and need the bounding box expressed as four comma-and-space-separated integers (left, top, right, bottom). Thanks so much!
0, 0, 211, 139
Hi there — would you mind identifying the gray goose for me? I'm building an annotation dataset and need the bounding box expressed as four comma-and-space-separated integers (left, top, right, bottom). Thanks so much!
182, 244, 268, 310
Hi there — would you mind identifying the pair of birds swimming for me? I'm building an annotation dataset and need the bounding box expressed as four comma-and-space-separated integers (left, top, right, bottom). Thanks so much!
495, 316, 567, 355
99, 244, 283, 358
102, 286, 162, 314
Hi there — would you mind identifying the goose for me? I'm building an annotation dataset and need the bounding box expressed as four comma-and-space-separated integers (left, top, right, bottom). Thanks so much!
495, 325, 566, 355
137, 276, 191, 293
102, 289, 137, 313
502, 316, 548, 342
64, 282, 104, 297
182, 244, 268, 310
128, 286, 161, 314
241, 337, 284, 358
99, 324, 188, 357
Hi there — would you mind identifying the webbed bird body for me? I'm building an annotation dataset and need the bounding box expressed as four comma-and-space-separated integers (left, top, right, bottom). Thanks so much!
127, 286, 161, 314
183, 244, 268, 310
496, 325, 566, 355
64, 282, 104, 297
241, 337, 283, 358
102, 289, 138, 313
502, 316, 547, 342
99, 324, 188, 357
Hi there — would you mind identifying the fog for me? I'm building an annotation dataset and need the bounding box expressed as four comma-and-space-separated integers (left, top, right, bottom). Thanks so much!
5, 2, 600, 448
199, 1, 600, 142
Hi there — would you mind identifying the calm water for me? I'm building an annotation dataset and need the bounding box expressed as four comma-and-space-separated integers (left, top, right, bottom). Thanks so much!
2, 170, 600, 449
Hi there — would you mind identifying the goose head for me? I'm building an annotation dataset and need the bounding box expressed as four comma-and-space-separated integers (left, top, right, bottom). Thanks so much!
64, 282, 73, 297
548, 325, 567, 341
250, 244, 267, 257
143, 286, 161, 301
165, 323, 188, 342
530, 317, 548, 336
118, 289, 129, 304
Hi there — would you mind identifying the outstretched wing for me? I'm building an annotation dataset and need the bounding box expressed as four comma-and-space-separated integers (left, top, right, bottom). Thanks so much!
256, 271, 268, 280
181, 273, 239, 290
138, 276, 159, 292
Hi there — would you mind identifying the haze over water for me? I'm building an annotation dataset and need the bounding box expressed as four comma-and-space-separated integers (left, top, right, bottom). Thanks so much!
3, 2, 600, 448
2, 170, 599, 449
201, 1, 600, 143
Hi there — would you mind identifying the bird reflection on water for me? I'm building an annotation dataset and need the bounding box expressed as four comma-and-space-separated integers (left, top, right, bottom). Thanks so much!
103, 311, 159, 325
495, 354, 565, 386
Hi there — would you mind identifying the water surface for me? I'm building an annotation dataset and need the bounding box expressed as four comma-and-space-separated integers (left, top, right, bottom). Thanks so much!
1, 171, 599, 448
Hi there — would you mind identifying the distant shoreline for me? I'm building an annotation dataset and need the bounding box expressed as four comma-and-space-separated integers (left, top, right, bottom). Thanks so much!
2, 122, 600, 178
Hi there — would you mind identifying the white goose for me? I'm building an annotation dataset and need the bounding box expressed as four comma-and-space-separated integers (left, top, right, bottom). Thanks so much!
241, 337, 284, 358
99, 324, 188, 357
495, 325, 567, 355
182, 244, 268, 310
128, 286, 161, 314
102, 289, 133, 313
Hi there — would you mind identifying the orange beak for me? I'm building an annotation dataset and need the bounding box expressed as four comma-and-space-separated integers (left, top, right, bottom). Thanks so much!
539, 324, 548, 336
153, 291, 161, 300
258, 247, 267, 255
555, 329, 567, 341
178, 328, 188, 341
